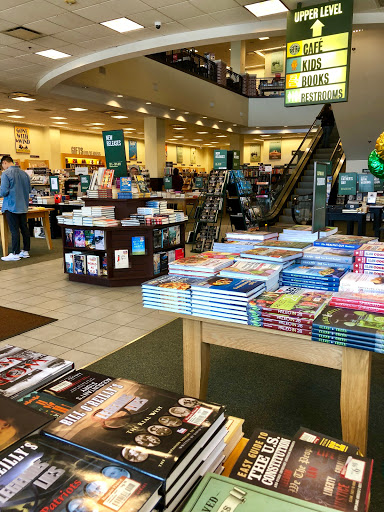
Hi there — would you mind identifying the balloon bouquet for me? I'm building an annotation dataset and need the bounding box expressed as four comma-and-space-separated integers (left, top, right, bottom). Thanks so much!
369, 132, 384, 177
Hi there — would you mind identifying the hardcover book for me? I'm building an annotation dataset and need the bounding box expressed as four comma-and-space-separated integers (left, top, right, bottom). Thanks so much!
313, 306, 384, 339
302, 246, 355, 264
115, 249, 129, 269
282, 265, 347, 281
17, 390, 73, 418
241, 247, 302, 262
95, 230, 105, 250
85, 230, 95, 249
74, 254, 86, 274
153, 229, 163, 250
153, 253, 160, 275
0, 435, 161, 512
132, 236, 146, 256
0, 396, 50, 451
230, 427, 372, 511
168, 226, 177, 246
74, 230, 86, 248
65, 228, 73, 247
160, 251, 168, 272
43, 378, 225, 491
162, 228, 170, 248
314, 235, 377, 250
87, 254, 100, 276
65, 253, 74, 273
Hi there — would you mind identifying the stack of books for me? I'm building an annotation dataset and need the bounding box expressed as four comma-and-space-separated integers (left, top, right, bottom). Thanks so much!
339, 272, 384, 294
354, 243, 384, 274
92, 217, 121, 227
240, 247, 302, 267
0, 344, 74, 399
247, 287, 331, 334
142, 275, 200, 314
278, 225, 320, 242
190, 277, 266, 324
146, 199, 168, 211
281, 265, 348, 291
42, 377, 227, 512
168, 256, 233, 278
87, 188, 113, 198
213, 240, 258, 253
313, 234, 378, 250
255, 240, 312, 251
299, 246, 355, 269
330, 290, 384, 313
226, 230, 278, 242
312, 305, 384, 353
121, 217, 141, 226
218, 260, 282, 291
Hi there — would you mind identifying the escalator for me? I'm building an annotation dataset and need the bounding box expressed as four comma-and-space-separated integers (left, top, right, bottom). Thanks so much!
262, 110, 346, 227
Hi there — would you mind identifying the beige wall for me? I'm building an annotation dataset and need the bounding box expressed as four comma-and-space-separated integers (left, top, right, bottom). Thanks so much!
244, 136, 311, 165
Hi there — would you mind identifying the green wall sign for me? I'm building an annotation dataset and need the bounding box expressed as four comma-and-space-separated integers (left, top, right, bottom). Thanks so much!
285, 1, 353, 107
312, 161, 327, 232
338, 172, 357, 195
358, 174, 374, 193
213, 150, 228, 170
102, 130, 128, 178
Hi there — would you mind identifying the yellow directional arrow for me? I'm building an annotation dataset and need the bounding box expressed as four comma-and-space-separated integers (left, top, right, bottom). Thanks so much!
311, 19, 325, 37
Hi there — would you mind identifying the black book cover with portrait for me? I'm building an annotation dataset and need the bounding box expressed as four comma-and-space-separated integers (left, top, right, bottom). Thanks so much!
43, 378, 225, 491
230, 428, 373, 512
0, 435, 161, 512
0, 396, 50, 452
313, 305, 384, 339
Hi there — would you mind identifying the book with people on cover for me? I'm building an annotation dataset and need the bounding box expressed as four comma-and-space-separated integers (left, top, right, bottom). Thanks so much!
0, 395, 50, 451
0, 435, 162, 512
43, 378, 226, 491
229, 427, 373, 512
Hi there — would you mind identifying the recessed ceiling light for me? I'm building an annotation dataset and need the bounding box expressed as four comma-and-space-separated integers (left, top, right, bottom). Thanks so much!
259, 36, 270, 40
197, 131, 208, 134
170, 108, 175, 111
36, 49, 71, 59
117, 94, 123, 98
245, 0, 288, 17
193, 139, 203, 141
89, 123, 105, 126
0, 109, 19, 113
100, 17, 143, 33
174, 127, 186, 130
184, 111, 189, 114
218, 120, 223, 123
168, 138, 177, 141
111, 115, 128, 119
12, 97, 35, 102
50, 116, 67, 120
69, 108, 88, 111
203, 143, 212, 146
255, 126, 260, 128
202, 116, 207, 119
216, 135, 227, 138
233, 124, 237, 126
8, 115, 24, 118
53, 121, 68, 124
124, 128, 136, 131
174, 135, 184, 138
146, 102, 151, 105
261, 134, 271, 137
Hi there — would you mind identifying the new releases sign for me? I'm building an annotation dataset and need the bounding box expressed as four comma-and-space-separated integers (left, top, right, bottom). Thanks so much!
15, 126, 30, 154
102, 130, 127, 178
285, 1, 353, 107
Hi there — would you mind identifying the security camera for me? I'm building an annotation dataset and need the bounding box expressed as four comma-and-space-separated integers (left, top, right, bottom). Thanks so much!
155, 21, 162, 29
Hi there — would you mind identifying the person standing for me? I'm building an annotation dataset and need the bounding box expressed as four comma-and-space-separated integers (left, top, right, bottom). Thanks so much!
172, 168, 184, 192
318, 103, 335, 148
0, 156, 31, 261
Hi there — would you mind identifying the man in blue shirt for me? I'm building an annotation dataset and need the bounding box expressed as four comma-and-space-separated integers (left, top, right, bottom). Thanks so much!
0, 155, 31, 261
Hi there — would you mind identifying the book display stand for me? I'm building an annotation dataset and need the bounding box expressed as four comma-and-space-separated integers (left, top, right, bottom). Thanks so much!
191, 170, 228, 253
228, 170, 260, 231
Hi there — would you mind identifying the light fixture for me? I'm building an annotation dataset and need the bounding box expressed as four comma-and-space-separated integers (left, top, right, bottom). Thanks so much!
36, 49, 71, 59
184, 111, 189, 114
202, 116, 207, 119
216, 135, 227, 138
244, 0, 288, 17
12, 97, 35, 102
255, 50, 265, 58
100, 17, 143, 33
69, 107, 88, 111
218, 120, 223, 123
174, 135, 184, 138
88, 123, 105, 126
283, 125, 288, 127
174, 127, 186, 130
0, 109, 19, 113
197, 131, 208, 134
233, 124, 237, 126
124, 128, 136, 131
117, 94, 123, 98
146, 102, 151, 105
168, 138, 177, 141
53, 121, 68, 124
8, 115, 24, 118
111, 115, 128, 119
259, 36, 270, 40
193, 139, 203, 141
170, 108, 175, 111
261, 134, 271, 137
50, 116, 67, 120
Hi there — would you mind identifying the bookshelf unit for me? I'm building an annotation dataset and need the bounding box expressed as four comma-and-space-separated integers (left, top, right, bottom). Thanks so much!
60, 197, 186, 287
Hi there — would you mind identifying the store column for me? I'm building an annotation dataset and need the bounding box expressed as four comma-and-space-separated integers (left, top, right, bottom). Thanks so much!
144, 117, 166, 189
229, 133, 244, 164
44, 127, 61, 169
230, 41, 246, 75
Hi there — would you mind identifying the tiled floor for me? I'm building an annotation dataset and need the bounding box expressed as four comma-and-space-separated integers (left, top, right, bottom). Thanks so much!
0, 258, 178, 368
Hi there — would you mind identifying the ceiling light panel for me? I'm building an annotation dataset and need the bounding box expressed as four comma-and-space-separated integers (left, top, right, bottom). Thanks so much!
69, 108, 88, 111
36, 49, 71, 59
101, 17, 143, 33
12, 97, 35, 102
245, 0, 288, 17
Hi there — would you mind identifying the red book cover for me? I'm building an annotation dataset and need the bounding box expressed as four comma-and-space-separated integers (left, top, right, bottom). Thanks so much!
330, 300, 384, 314
261, 312, 313, 326
262, 322, 312, 336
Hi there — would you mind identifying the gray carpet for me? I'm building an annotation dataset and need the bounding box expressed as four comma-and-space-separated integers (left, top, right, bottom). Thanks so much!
88, 319, 384, 512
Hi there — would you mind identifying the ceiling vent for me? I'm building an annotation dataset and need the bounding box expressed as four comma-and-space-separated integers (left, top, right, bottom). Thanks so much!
3, 27, 42, 41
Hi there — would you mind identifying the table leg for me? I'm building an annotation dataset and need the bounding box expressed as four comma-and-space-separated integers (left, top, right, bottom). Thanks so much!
346, 221, 354, 235
357, 215, 366, 236
0, 215, 9, 257
42, 213, 53, 250
340, 347, 372, 455
183, 318, 210, 399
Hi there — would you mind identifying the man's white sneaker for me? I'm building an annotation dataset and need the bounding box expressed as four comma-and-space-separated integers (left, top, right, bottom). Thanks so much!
1, 253, 21, 261
19, 251, 30, 258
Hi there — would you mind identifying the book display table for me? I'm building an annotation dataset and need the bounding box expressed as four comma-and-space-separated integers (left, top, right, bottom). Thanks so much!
179, 315, 371, 456
326, 211, 367, 236
0, 207, 53, 257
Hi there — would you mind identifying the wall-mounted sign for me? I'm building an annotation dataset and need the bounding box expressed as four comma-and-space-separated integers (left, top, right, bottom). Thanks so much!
269, 141, 282, 160
102, 130, 127, 178
285, 1, 353, 107
128, 140, 137, 161
213, 150, 227, 169
176, 146, 183, 164
15, 126, 30, 154
190, 147, 196, 165
338, 172, 357, 195
250, 144, 261, 163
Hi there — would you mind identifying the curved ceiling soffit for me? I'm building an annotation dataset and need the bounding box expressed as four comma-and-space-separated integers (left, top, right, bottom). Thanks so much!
37, 12, 384, 94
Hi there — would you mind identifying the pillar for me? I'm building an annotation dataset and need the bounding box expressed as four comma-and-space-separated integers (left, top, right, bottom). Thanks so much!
144, 117, 166, 179
229, 133, 244, 164
43, 127, 61, 169
230, 41, 246, 75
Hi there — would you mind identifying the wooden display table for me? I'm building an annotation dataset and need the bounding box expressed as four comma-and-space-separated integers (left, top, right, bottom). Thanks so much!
166, 196, 199, 214
179, 315, 372, 456
0, 207, 53, 257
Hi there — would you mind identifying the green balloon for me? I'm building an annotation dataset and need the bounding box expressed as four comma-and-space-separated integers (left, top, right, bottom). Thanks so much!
368, 150, 384, 178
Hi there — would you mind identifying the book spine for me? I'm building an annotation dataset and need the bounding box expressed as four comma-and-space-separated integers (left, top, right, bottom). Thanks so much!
311, 337, 382, 354
315, 242, 361, 249
312, 331, 384, 348
303, 254, 352, 264
260, 318, 312, 329
354, 250, 384, 257
355, 256, 384, 264
312, 324, 384, 340
329, 300, 384, 313
262, 322, 312, 335
261, 312, 313, 325
340, 285, 384, 295
255, 307, 314, 319
299, 259, 351, 268
353, 263, 384, 272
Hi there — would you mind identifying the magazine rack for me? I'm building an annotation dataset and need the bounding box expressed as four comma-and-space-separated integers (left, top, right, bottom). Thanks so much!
178, 314, 371, 456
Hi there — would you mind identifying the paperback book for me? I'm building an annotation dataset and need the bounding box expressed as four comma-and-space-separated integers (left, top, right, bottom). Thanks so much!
190, 277, 265, 298
65, 253, 74, 273
0, 395, 50, 451
241, 247, 301, 262
43, 378, 225, 492
218, 260, 282, 283
230, 427, 373, 511
293, 427, 358, 455
258, 240, 312, 251
0, 435, 161, 512
169, 257, 233, 274
354, 243, 384, 257
302, 246, 355, 264
74, 230, 86, 248
17, 390, 73, 418
65, 228, 73, 247
282, 265, 348, 281
312, 306, 384, 339
87, 254, 100, 276
226, 230, 278, 241
95, 230, 105, 250
339, 272, 384, 294
74, 254, 86, 274
85, 230, 95, 249
314, 235, 377, 250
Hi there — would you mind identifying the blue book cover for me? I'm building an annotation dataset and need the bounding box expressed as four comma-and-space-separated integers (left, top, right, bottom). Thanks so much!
132, 236, 146, 256
312, 335, 384, 354
312, 306, 384, 339
190, 276, 265, 296
281, 278, 339, 288
302, 246, 354, 264
314, 235, 377, 250
298, 259, 352, 269
142, 275, 204, 293
120, 176, 132, 191
311, 330, 384, 348
282, 265, 347, 280
190, 311, 248, 324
